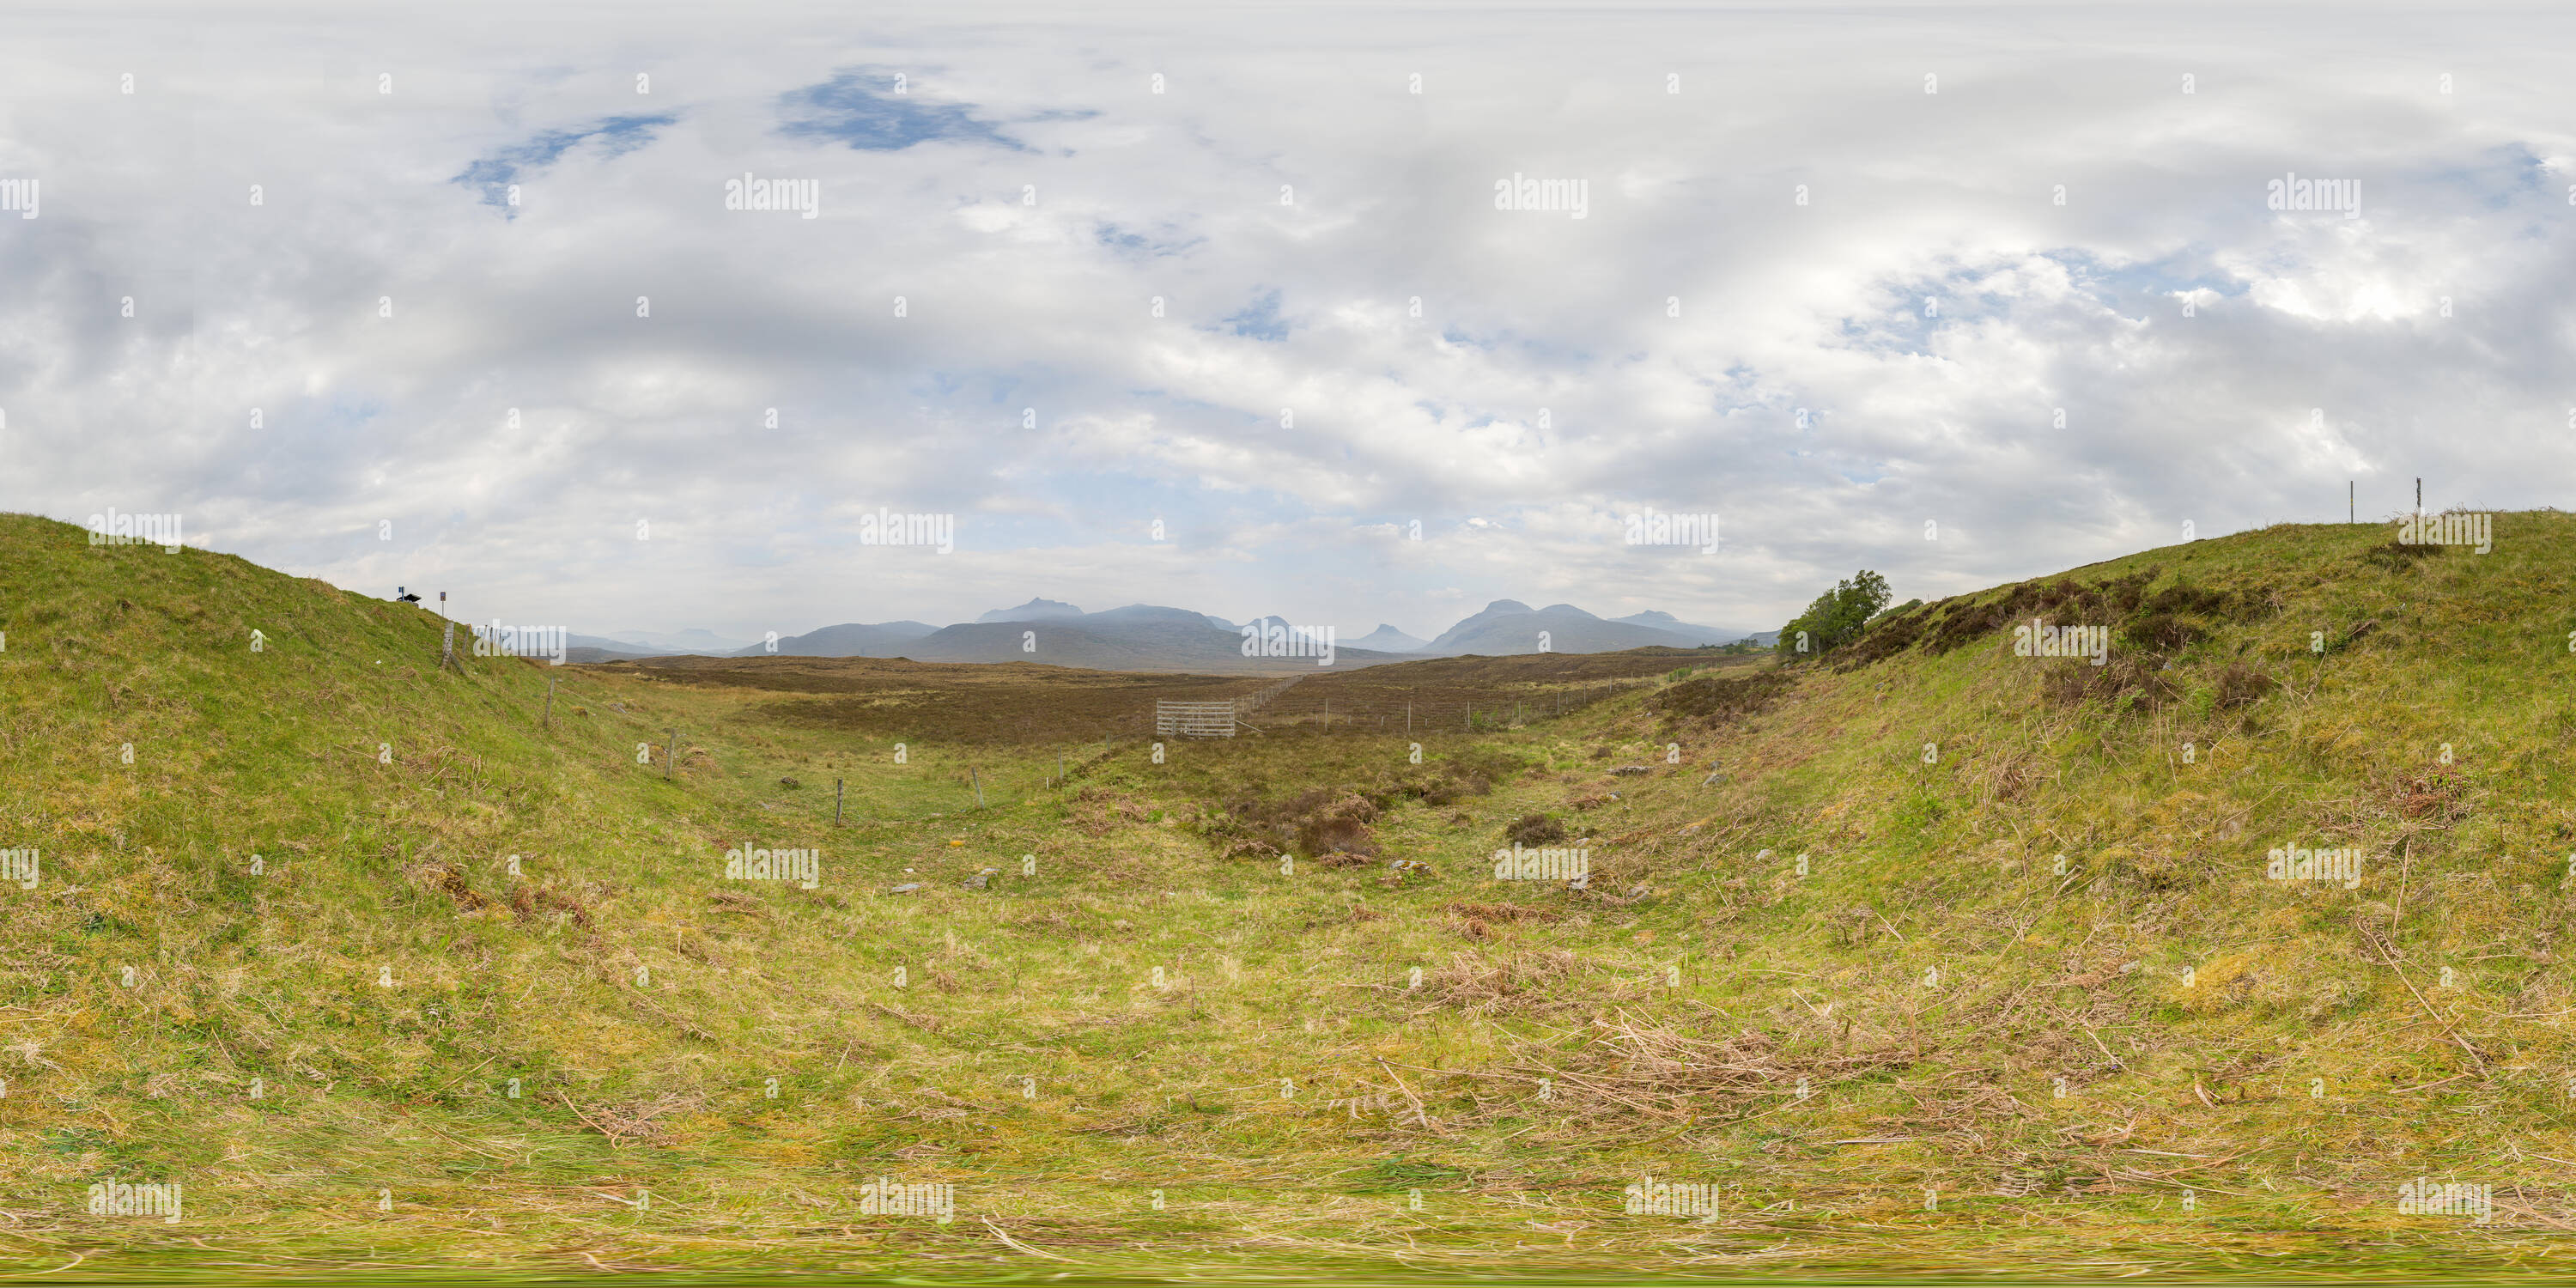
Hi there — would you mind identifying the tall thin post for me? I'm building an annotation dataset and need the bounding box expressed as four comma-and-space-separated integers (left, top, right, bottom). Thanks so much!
2416, 477, 2421, 513
665, 729, 675, 780
972, 766, 985, 809
2349, 480, 2354, 524
1406, 702, 1412, 734
835, 778, 844, 826
543, 677, 555, 726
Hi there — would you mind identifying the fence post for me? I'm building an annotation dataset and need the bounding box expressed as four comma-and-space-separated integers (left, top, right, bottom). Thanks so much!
972, 766, 985, 809
543, 677, 555, 726
665, 729, 676, 780
835, 778, 844, 826
1406, 702, 1412, 733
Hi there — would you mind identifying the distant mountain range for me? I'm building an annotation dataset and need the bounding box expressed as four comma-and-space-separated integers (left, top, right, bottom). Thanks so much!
565, 598, 1765, 671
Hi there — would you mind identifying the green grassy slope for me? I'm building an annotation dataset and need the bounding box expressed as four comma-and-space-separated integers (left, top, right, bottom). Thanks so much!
3, 510, 2574, 1280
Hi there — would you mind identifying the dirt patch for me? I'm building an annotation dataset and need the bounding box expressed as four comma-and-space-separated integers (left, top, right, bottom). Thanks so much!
1445, 901, 1566, 924
404, 860, 491, 914
2211, 660, 2273, 709
2391, 767, 2471, 822
2361, 540, 2445, 573
1479, 1012, 1910, 1131
1650, 670, 1794, 730
2038, 655, 2180, 712
509, 882, 592, 929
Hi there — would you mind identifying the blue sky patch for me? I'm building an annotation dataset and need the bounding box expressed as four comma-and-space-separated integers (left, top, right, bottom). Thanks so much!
778, 70, 1025, 151
453, 114, 677, 215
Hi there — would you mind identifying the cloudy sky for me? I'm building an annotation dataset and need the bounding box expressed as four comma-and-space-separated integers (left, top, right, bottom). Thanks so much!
7, 1, 2570, 642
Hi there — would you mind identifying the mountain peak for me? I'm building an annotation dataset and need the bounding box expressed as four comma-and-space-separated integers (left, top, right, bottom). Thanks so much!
975, 598, 1084, 623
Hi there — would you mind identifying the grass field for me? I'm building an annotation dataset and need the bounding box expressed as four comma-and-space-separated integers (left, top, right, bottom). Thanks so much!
6, 510, 2576, 1282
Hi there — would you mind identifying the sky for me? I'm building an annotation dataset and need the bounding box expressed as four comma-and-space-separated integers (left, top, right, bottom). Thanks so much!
6, 2, 2572, 643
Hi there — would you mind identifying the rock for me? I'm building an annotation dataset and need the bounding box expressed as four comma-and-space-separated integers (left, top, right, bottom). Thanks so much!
781, 776, 800, 788
1609, 765, 1652, 776
964, 867, 999, 889
889, 883, 922, 894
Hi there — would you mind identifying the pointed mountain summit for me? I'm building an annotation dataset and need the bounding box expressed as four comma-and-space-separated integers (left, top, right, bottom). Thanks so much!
1347, 623, 1426, 653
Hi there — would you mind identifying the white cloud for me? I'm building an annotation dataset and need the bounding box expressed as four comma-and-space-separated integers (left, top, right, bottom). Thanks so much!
4, 5, 2569, 639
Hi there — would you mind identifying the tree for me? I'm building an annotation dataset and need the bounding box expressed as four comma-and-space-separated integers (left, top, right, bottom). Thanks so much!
1776, 569, 1892, 659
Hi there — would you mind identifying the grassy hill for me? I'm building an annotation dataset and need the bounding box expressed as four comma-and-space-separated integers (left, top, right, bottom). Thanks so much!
3, 509, 2574, 1280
